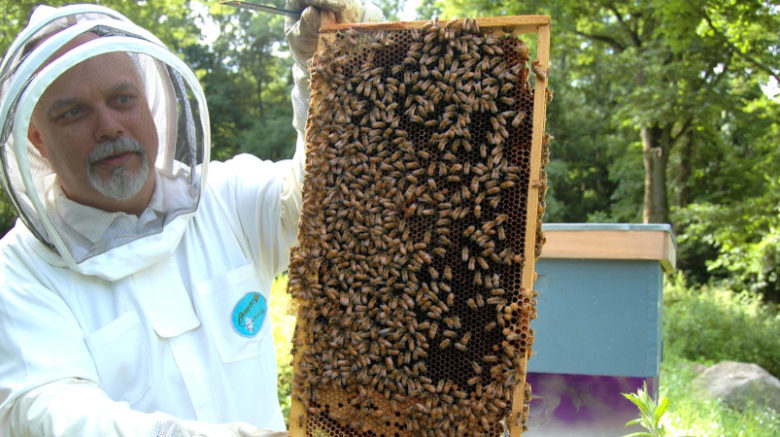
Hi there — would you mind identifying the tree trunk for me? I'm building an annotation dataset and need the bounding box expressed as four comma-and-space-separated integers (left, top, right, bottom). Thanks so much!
641, 124, 671, 224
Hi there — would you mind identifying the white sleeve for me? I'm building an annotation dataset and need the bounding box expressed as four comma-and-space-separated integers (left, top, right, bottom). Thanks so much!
6, 379, 173, 437
278, 53, 309, 241
278, 122, 305, 241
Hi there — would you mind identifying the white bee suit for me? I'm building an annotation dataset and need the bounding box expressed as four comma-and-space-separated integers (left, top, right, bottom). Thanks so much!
0, 155, 299, 434
0, 3, 310, 436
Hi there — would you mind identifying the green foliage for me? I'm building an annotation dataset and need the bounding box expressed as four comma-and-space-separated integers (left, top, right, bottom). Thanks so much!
0, 0, 199, 55
371, 0, 404, 20
187, 2, 297, 161
0, 191, 17, 236
621, 381, 669, 437
663, 274, 780, 378
675, 195, 780, 301
672, 95, 780, 299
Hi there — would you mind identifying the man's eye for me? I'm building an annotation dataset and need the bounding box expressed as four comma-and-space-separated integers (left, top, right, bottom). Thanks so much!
57, 107, 84, 121
115, 94, 136, 105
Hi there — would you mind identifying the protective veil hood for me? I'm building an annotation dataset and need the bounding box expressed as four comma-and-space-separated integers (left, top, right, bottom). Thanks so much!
0, 4, 210, 276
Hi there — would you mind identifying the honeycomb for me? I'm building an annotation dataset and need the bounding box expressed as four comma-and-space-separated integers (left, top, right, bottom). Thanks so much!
286, 16, 550, 437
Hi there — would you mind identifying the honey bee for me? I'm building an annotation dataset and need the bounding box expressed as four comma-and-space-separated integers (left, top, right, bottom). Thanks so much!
472, 271, 484, 288
506, 333, 521, 341
428, 322, 439, 339
490, 288, 505, 296
487, 296, 504, 305
531, 59, 547, 81
439, 265, 452, 281
442, 329, 458, 339
480, 355, 498, 365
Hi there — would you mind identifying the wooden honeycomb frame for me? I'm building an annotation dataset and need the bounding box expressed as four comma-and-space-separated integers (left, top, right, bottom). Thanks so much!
286, 15, 551, 437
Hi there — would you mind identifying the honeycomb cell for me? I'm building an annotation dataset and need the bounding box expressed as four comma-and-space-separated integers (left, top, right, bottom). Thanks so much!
288, 16, 549, 437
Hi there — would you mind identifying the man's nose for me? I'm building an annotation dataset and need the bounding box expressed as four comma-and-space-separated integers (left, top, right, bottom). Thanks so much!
93, 108, 124, 142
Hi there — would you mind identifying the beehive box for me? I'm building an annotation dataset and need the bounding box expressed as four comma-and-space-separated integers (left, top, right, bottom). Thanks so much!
286, 15, 551, 437
525, 224, 674, 436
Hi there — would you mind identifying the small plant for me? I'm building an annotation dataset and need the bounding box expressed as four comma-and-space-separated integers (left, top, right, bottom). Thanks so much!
621, 381, 668, 437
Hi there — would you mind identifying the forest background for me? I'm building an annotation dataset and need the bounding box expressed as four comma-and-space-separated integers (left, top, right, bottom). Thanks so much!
1, 0, 778, 302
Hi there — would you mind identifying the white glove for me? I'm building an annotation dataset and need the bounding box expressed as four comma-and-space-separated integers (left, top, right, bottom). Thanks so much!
172, 419, 288, 437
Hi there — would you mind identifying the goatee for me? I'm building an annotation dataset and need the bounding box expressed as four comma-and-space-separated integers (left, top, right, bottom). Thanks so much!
85, 136, 150, 201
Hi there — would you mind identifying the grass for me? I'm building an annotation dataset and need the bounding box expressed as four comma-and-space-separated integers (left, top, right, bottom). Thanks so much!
657, 355, 779, 437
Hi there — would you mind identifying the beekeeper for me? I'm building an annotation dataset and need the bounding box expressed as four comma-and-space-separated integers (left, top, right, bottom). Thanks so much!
0, 1, 382, 436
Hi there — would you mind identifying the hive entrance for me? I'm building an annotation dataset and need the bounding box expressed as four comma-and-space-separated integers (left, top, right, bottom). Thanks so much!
287, 16, 550, 437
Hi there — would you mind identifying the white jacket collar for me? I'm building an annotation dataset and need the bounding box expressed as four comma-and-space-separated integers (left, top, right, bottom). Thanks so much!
29, 172, 197, 281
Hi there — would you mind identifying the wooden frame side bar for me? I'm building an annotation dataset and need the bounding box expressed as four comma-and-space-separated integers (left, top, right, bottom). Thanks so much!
510, 19, 550, 437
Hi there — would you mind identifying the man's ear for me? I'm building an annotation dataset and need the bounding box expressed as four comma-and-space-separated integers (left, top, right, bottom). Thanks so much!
27, 122, 48, 158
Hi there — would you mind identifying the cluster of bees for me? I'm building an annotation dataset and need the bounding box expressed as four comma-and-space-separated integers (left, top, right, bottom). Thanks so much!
287, 16, 548, 437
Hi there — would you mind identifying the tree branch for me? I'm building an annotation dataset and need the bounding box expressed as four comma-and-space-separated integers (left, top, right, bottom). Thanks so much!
606, 2, 641, 48
671, 116, 694, 143
695, 2, 780, 84
573, 30, 626, 52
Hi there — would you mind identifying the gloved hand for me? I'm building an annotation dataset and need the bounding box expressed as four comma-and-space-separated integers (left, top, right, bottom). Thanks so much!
172, 419, 288, 437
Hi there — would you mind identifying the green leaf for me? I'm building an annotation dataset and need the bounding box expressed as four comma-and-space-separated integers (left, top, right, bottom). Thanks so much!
653, 397, 669, 424
625, 418, 642, 426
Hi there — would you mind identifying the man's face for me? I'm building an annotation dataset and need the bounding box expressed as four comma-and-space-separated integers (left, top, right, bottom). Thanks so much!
28, 41, 158, 215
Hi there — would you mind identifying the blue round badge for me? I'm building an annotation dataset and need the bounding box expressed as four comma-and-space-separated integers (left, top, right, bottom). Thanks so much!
231, 292, 267, 337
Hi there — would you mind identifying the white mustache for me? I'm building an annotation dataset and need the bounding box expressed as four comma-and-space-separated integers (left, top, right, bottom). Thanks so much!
86, 136, 145, 168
